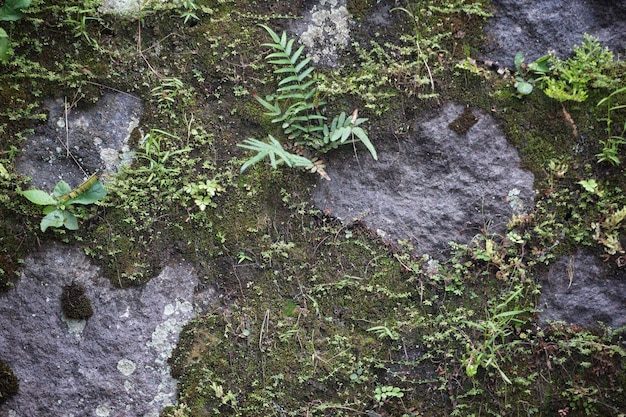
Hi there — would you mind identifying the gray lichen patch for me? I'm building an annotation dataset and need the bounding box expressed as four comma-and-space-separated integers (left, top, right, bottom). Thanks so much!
312, 102, 536, 257
15, 92, 142, 190
296, 0, 352, 67
0, 243, 209, 416
99, 0, 143, 15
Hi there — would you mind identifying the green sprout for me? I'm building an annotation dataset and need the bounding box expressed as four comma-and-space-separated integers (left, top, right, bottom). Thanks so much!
21, 174, 106, 232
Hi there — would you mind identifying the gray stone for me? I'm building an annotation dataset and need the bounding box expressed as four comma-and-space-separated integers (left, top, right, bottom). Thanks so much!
0, 243, 207, 417
311, 103, 536, 257
482, 0, 626, 66
538, 250, 626, 329
15, 92, 142, 190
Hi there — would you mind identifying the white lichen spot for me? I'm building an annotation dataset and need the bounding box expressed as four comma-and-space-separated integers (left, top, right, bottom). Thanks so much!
163, 304, 175, 316
95, 403, 111, 417
61, 315, 87, 339
148, 318, 178, 359
99, 0, 142, 15
300, 0, 351, 67
100, 147, 121, 174
124, 380, 134, 392
507, 188, 525, 213
117, 358, 137, 376
177, 300, 193, 314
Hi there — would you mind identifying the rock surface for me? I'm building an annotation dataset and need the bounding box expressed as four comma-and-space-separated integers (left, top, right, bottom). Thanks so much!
483, 0, 626, 66
312, 103, 536, 257
538, 250, 626, 329
0, 244, 205, 417
15, 92, 142, 190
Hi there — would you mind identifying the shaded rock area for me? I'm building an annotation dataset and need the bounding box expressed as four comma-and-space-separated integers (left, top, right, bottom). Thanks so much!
0, 244, 213, 417
312, 103, 535, 257
483, 0, 626, 66
538, 250, 626, 329
15, 92, 142, 190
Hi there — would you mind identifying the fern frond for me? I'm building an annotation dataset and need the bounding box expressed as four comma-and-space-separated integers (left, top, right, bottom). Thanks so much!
238, 135, 314, 173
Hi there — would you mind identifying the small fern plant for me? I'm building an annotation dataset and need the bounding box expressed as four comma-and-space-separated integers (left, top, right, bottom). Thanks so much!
238, 25, 377, 179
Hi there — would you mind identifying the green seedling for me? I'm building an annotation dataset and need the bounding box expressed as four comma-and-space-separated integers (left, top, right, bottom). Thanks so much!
374, 385, 404, 405
21, 174, 106, 232
513, 52, 549, 96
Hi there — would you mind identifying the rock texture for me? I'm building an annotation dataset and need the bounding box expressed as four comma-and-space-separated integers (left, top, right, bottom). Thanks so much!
0, 244, 204, 417
538, 250, 626, 329
15, 92, 142, 190
483, 0, 626, 66
312, 103, 536, 257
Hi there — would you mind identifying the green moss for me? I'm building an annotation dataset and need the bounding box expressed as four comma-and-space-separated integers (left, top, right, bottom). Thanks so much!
0, 1, 625, 416
346, 0, 377, 20
0, 358, 19, 405
448, 106, 478, 134
61, 282, 94, 319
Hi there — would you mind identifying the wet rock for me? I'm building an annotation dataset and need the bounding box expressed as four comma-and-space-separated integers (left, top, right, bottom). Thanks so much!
0, 243, 212, 417
312, 103, 535, 257
483, 0, 626, 66
15, 92, 142, 190
538, 250, 626, 329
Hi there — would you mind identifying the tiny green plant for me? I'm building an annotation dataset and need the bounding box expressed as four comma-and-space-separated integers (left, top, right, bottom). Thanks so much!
374, 385, 404, 405
541, 34, 615, 103
21, 174, 107, 232
461, 286, 527, 384
178, 0, 199, 24
366, 324, 399, 341
513, 52, 549, 96
596, 85, 626, 165
64, 1, 105, 48
238, 25, 377, 179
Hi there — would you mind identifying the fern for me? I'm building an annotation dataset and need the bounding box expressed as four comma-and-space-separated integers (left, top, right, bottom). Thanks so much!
256, 24, 326, 142
238, 135, 314, 173
319, 111, 377, 160
239, 25, 378, 179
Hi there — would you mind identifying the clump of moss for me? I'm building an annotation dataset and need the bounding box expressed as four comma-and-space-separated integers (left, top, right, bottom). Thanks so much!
61, 282, 94, 320
448, 106, 478, 134
0, 358, 19, 405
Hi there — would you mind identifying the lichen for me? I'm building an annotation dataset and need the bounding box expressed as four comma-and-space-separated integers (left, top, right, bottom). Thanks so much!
300, 0, 352, 67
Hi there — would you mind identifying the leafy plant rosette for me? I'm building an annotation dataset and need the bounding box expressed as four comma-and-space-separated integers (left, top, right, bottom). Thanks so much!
0, 0, 32, 62
21, 176, 106, 232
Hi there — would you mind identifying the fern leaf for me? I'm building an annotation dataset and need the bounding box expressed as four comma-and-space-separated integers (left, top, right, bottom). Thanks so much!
284, 38, 294, 56
294, 56, 312, 74
259, 24, 281, 43
291, 46, 305, 65
352, 127, 378, 160
297, 66, 315, 81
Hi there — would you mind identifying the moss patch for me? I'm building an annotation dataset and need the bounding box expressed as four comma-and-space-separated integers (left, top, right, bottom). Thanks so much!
61, 282, 94, 320
0, 359, 19, 405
